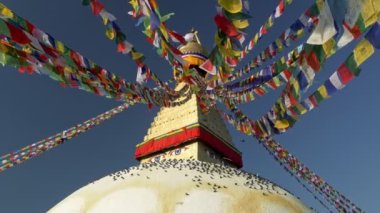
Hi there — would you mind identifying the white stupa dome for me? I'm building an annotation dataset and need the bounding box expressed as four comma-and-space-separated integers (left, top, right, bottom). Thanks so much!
49, 159, 312, 213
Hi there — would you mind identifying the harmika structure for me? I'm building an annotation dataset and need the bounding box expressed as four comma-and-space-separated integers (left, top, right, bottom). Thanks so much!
49, 37, 312, 213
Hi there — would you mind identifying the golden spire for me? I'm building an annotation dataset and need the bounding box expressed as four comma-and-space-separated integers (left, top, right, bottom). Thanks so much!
179, 28, 208, 57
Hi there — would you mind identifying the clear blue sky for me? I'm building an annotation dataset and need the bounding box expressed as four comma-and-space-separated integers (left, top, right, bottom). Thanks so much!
0, 0, 379, 212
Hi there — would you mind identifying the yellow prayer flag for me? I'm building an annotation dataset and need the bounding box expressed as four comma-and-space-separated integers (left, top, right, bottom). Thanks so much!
102, 16, 109, 25
276, 100, 286, 113
373, 0, 380, 14
317, 85, 329, 99
274, 119, 289, 129
292, 78, 300, 94
354, 39, 375, 66
361, 0, 379, 27
232, 19, 249, 29
276, 39, 283, 51
22, 46, 32, 54
0, 4, 13, 18
159, 25, 169, 41
105, 28, 116, 40
55, 41, 65, 54
214, 32, 223, 45
131, 51, 144, 60
129, 0, 138, 9
218, 0, 243, 13
64, 66, 73, 73
296, 29, 304, 37
0, 52, 6, 66
322, 38, 336, 57
253, 33, 259, 43
295, 104, 307, 115
268, 16, 274, 27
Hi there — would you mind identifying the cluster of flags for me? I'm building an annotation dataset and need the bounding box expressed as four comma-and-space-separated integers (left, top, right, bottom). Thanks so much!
227, 2, 320, 82
128, 0, 186, 70
0, 3, 194, 109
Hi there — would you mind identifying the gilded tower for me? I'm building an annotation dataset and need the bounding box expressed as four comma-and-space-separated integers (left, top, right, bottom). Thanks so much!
135, 31, 242, 168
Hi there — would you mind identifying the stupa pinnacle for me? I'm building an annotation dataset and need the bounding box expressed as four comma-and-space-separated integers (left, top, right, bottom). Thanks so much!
135, 85, 242, 168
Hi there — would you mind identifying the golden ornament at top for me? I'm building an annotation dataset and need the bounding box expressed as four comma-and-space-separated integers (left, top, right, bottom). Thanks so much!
178, 29, 208, 58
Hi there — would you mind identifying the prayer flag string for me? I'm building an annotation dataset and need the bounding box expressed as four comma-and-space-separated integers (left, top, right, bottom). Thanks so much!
0, 104, 129, 173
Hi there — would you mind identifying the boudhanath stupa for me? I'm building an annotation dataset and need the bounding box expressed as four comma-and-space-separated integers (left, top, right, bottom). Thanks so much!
49, 33, 312, 213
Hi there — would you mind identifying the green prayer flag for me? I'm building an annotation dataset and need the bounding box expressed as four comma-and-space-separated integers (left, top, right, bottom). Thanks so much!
13, 16, 29, 32
313, 91, 324, 104
0, 19, 10, 37
312, 45, 325, 64
307, 3, 320, 18
345, 54, 361, 76
356, 15, 366, 34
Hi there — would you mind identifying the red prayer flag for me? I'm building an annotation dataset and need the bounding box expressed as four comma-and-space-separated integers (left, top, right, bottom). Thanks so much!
18, 66, 26, 73
90, 0, 104, 16
337, 63, 354, 85
275, 0, 285, 18
214, 15, 239, 37
343, 22, 361, 39
26, 65, 34, 74
254, 87, 266, 96
41, 44, 59, 57
309, 95, 318, 108
169, 30, 186, 44
26, 21, 35, 34
199, 60, 217, 75
6, 23, 31, 45
225, 56, 238, 67
117, 42, 126, 53
306, 51, 320, 71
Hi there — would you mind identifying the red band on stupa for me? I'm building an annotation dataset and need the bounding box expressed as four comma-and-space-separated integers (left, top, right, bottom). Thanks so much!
135, 125, 243, 168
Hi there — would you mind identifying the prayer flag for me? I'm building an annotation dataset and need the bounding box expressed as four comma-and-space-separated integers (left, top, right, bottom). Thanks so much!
6, 22, 31, 45
214, 15, 239, 37
345, 0, 363, 28
361, 0, 379, 27
232, 19, 249, 29
218, 0, 243, 14
136, 65, 150, 84
324, 78, 337, 94
0, 19, 10, 37
307, 1, 336, 44
274, 0, 285, 18
365, 22, 380, 49
199, 59, 217, 75
337, 63, 354, 85
90, 0, 104, 16
322, 38, 336, 57
329, 72, 345, 89
353, 39, 375, 66
274, 119, 289, 129
0, 3, 13, 18
297, 71, 308, 90
345, 54, 361, 76
317, 85, 329, 99
337, 24, 355, 48
169, 30, 185, 44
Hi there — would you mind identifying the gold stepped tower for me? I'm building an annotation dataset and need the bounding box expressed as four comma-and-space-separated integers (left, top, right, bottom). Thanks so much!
135, 84, 242, 168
